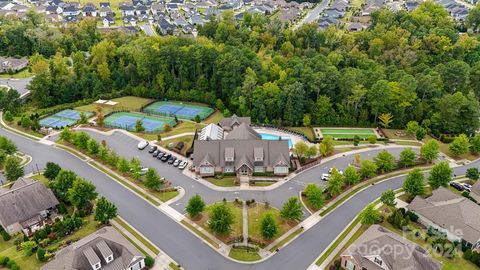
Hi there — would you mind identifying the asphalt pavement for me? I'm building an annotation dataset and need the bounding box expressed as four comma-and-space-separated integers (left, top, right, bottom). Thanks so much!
0, 78, 32, 97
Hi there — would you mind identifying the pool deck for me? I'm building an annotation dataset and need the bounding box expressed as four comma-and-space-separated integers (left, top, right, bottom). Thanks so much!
253, 127, 314, 149
313, 127, 383, 140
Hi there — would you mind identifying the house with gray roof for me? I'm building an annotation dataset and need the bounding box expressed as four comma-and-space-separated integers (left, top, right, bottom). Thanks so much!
341, 225, 442, 270
0, 57, 28, 73
407, 187, 480, 249
0, 178, 59, 236
219, 114, 251, 131
41, 226, 145, 270
193, 119, 290, 177
470, 181, 480, 203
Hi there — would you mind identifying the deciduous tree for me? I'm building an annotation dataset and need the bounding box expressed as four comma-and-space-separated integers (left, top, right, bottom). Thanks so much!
428, 161, 452, 189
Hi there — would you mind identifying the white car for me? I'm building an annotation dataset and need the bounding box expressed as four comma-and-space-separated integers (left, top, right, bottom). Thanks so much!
178, 161, 187, 170
321, 173, 330, 181
463, 183, 472, 192
173, 159, 180, 167
137, 140, 149, 150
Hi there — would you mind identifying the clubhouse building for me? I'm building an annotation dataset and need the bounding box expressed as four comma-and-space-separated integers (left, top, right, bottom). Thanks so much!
193, 116, 290, 177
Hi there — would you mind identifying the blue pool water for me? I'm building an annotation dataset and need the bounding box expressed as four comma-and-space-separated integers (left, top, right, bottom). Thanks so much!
259, 133, 293, 148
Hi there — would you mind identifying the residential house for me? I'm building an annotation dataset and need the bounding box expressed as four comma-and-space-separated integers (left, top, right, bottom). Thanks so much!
189, 13, 205, 25
157, 17, 175, 35
151, 3, 165, 14
103, 15, 115, 26
193, 120, 290, 177
82, 3, 97, 17
135, 4, 148, 15
341, 225, 442, 270
469, 181, 480, 205
0, 57, 28, 73
323, 7, 345, 18
405, 1, 419, 11
123, 14, 137, 25
63, 3, 80, 16
278, 7, 301, 23
0, 178, 59, 235
407, 187, 480, 249
119, 2, 135, 16
318, 16, 339, 29
41, 227, 145, 270
347, 22, 366, 32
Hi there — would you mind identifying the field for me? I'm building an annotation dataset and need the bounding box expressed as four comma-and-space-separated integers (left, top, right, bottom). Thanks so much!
193, 202, 243, 244
315, 127, 378, 140
75, 96, 153, 115
160, 134, 194, 156
247, 203, 296, 245
104, 112, 176, 133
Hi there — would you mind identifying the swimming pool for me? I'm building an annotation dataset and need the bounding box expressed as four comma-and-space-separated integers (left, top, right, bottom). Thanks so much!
259, 133, 293, 148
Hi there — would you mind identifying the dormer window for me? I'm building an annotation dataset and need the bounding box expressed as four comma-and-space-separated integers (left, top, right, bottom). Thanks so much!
93, 262, 101, 270
374, 257, 382, 266
106, 255, 113, 263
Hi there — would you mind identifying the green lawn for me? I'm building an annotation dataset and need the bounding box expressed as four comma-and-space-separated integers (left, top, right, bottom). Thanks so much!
269, 227, 303, 252
287, 127, 315, 141
383, 129, 416, 140
113, 217, 160, 254
247, 203, 295, 245
424, 136, 479, 161
320, 128, 375, 134
193, 202, 243, 244
156, 190, 179, 202
160, 135, 194, 156
31, 174, 49, 186
229, 247, 261, 262
0, 69, 32, 78
324, 133, 374, 139
75, 96, 153, 115
161, 121, 202, 138
180, 220, 220, 248
203, 110, 225, 124
205, 176, 238, 187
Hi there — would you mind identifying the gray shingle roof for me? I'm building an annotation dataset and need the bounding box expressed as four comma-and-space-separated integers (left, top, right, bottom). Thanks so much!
41, 227, 144, 270
472, 181, 480, 198
0, 178, 59, 228
225, 123, 261, 140
342, 225, 442, 270
408, 187, 480, 244
219, 114, 251, 130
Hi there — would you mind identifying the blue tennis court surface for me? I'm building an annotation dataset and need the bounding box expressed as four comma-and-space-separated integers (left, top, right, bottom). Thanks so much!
40, 109, 92, 129
104, 112, 176, 133
143, 101, 214, 120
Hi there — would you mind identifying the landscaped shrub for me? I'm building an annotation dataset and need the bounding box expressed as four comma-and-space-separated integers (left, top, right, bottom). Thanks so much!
405, 211, 419, 222
145, 255, 155, 268
36, 247, 46, 262
0, 256, 9, 265
1, 231, 11, 241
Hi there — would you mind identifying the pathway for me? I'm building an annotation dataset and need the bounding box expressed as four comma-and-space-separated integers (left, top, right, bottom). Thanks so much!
242, 202, 248, 246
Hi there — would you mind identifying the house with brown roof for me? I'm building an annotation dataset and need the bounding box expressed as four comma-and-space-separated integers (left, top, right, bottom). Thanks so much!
341, 225, 442, 270
407, 187, 480, 249
41, 226, 145, 270
193, 118, 290, 177
0, 178, 59, 235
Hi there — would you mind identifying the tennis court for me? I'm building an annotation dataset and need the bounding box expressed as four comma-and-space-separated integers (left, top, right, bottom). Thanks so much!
104, 112, 176, 133
315, 127, 380, 139
143, 101, 214, 120
40, 109, 92, 129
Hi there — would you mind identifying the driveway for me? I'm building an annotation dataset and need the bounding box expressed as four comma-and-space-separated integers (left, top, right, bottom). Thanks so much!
3, 126, 477, 270
0, 77, 32, 97
139, 24, 157, 36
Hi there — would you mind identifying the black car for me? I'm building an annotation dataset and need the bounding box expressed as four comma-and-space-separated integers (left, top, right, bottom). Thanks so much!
148, 145, 158, 153
156, 152, 165, 159
168, 156, 177, 164
152, 150, 160, 157
449, 181, 464, 191
161, 153, 171, 162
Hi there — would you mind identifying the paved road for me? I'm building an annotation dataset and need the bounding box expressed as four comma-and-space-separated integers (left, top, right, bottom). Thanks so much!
294, 0, 330, 29
0, 78, 32, 97
139, 24, 157, 36
5, 127, 479, 270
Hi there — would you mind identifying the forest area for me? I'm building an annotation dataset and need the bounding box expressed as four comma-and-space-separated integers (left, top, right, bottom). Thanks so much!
1, 3, 480, 136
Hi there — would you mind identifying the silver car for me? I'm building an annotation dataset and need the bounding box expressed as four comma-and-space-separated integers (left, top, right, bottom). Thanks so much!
137, 140, 149, 150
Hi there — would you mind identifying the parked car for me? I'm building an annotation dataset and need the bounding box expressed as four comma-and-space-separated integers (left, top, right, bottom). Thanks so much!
173, 159, 180, 167
168, 156, 177, 164
161, 153, 171, 162
178, 161, 187, 170
137, 140, 149, 150
148, 145, 158, 153
157, 152, 165, 159
449, 181, 464, 191
152, 150, 161, 157
321, 173, 330, 181
463, 183, 472, 192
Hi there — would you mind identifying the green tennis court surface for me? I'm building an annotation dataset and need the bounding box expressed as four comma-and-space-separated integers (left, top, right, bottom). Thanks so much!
143, 101, 214, 120
104, 112, 176, 133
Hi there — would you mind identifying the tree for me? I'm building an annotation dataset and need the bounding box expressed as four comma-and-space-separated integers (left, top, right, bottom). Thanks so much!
87, 139, 100, 155
96, 106, 104, 127
51, 170, 77, 202
406, 121, 420, 134
466, 168, 479, 181
79, 112, 88, 124
379, 113, 394, 128
144, 168, 163, 191
415, 127, 426, 141
36, 247, 46, 262
304, 183, 324, 209
4, 111, 13, 122
21, 241, 37, 256
0, 136, 17, 155
428, 161, 452, 189
260, 213, 278, 239
293, 141, 308, 161
194, 115, 201, 123
5, 156, 24, 181
44, 162, 61, 180
420, 140, 439, 163
94, 197, 117, 224
68, 179, 98, 211
449, 134, 470, 156
60, 127, 73, 142
319, 136, 334, 157
380, 189, 396, 207
135, 120, 145, 132
403, 168, 425, 197
186, 194, 205, 218
399, 148, 416, 167
302, 114, 311, 127
374, 150, 396, 173
327, 170, 344, 197
116, 158, 130, 174
74, 132, 90, 150
368, 135, 377, 144
344, 165, 360, 185
353, 135, 360, 146
467, 4, 480, 32
470, 135, 480, 154
360, 204, 380, 225
280, 197, 303, 221
360, 160, 378, 179
305, 146, 317, 159
208, 203, 234, 235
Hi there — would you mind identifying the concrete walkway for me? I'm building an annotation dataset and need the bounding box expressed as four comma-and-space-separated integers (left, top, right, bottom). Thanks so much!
242, 202, 248, 246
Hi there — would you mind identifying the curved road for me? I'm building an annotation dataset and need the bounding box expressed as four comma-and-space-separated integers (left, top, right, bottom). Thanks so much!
3, 127, 478, 270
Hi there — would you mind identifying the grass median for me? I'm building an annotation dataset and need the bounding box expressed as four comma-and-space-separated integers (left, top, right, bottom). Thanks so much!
114, 217, 159, 254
